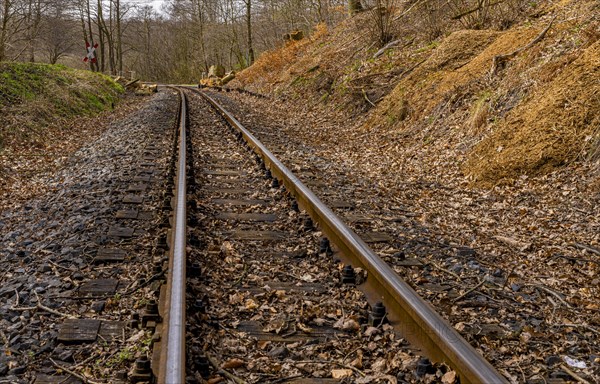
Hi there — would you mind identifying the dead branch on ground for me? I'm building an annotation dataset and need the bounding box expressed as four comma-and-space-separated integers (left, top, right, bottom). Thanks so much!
490, 16, 557, 76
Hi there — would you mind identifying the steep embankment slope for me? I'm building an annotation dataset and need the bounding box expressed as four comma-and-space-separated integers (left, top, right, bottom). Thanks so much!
466, 39, 599, 182
236, 0, 599, 187
227, 3, 599, 380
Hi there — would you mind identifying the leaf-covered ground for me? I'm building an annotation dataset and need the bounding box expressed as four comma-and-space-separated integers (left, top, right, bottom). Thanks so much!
0, 64, 147, 212
207, 89, 599, 383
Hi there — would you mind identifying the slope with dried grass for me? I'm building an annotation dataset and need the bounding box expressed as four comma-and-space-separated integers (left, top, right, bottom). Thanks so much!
466, 40, 600, 183
236, 0, 600, 185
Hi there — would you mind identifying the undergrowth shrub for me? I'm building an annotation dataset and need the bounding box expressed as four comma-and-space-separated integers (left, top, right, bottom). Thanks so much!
361, 0, 401, 46
406, 0, 534, 40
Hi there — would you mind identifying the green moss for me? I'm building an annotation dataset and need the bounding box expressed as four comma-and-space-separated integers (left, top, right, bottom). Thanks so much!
0, 63, 123, 109
109, 348, 134, 366
0, 62, 124, 150
291, 75, 308, 86
415, 40, 440, 54
386, 113, 398, 125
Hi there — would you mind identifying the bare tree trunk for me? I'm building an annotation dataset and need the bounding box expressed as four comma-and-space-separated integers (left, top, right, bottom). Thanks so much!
244, 0, 254, 65
193, 0, 209, 73
0, 0, 12, 61
0, 0, 27, 62
107, 0, 115, 74
26, 0, 35, 61
78, 4, 89, 49
84, 0, 99, 71
370, 0, 392, 46
116, 0, 122, 74
317, 0, 330, 24
145, 12, 151, 67
96, 0, 107, 72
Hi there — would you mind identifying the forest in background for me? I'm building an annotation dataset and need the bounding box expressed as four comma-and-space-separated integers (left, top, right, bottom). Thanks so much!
0, 0, 537, 83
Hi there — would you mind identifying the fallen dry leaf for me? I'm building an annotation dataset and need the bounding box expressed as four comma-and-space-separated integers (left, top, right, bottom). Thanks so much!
297, 322, 313, 333
245, 298, 258, 310
351, 350, 363, 369
222, 358, 245, 369
371, 357, 387, 372
442, 370, 457, 384
331, 368, 353, 379
342, 319, 360, 332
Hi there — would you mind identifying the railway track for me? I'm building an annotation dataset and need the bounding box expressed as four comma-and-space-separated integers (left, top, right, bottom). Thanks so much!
196, 90, 600, 384
147, 87, 508, 383
0, 87, 515, 384
0, 92, 178, 384
1, 84, 597, 384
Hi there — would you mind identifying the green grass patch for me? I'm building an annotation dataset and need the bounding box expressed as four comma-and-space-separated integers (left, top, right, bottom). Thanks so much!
0, 62, 124, 151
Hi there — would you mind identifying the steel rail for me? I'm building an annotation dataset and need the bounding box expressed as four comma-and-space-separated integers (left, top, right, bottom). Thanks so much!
199, 90, 508, 384
158, 88, 187, 384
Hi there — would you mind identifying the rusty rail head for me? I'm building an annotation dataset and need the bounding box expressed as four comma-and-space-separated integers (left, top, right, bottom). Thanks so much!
158, 88, 187, 384
199, 90, 509, 384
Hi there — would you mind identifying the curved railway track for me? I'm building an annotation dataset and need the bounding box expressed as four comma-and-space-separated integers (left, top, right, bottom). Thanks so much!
1, 85, 596, 384
149, 87, 508, 384
0, 87, 515, 384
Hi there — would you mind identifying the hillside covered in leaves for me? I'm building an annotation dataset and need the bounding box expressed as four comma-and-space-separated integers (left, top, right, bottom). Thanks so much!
234, 0, 599, 187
